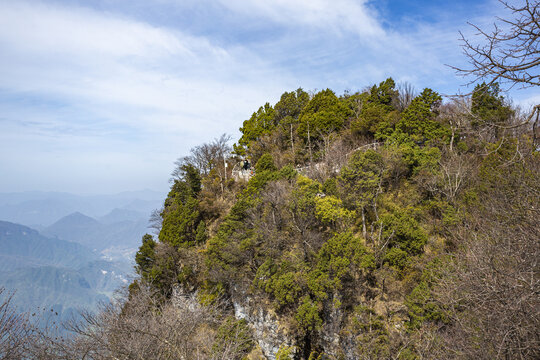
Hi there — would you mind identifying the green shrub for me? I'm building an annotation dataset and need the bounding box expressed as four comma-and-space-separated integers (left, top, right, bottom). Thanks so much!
276, 346, 295, 360
255, 260, 304, 307
255, 153, 277, 172
213, 316, 254, 358
406, 260, 449, 329
381, 209, 428, 255
384, 247, 409, 269
295, 296, 323, 332
135, 234, 156, 277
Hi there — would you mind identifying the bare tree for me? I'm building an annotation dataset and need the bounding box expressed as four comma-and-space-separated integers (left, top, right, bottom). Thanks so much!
171, 134, 232, 180
452, 0, 540, 89
434, 150, 540, 359
0, 288, 32, 360
395, 82, 417, 112
148, 207, 164, 236
32, 284, 253, 360
451, 0, 540, 146
417, 148, 472, 204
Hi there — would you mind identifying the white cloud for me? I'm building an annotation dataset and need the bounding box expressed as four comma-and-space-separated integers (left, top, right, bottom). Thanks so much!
217, 0, 383, 37
515, 93, 540, 110
0, 0, 297, 193
0, 0, 515, 194
0, 0, 293, 135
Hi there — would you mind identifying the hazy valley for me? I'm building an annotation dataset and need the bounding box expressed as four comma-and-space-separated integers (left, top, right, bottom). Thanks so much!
0, 190, 164, 324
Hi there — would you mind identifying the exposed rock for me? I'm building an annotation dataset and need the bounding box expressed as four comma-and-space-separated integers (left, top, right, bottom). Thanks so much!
171, 285, 200, 311
373, 299, 407, 319
319, 295, 344, 358
232, 290, 295, 360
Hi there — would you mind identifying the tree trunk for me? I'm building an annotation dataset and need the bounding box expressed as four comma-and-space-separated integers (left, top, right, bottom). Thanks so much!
307, 121, 313, 164
290, 123, 295, 164
362, 207, 367, 239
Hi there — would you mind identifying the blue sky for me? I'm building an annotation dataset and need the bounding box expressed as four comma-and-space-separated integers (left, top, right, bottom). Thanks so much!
0, 0, 538, 194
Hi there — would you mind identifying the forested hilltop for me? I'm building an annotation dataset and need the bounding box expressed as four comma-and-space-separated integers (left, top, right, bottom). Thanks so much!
2, 2, 539, 357
13, 78, 536, 359
129, 80, 539, 360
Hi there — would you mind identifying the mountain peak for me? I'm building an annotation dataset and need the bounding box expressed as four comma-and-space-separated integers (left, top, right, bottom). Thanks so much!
44, 212, 100, 237
57, 212, 98, 225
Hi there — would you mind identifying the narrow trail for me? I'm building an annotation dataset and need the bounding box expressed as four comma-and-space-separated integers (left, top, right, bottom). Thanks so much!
232, 142, 381, 181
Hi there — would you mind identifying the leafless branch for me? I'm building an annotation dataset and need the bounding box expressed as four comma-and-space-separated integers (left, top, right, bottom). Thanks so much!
450, 0, 540, 90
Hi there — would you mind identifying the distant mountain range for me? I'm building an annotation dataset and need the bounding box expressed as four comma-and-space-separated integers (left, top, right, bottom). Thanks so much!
99, 208, 147, 224
41, 210, 151, 259
0, 190, 164, 227
0, 190, 165, 326
0, 220, 96, 271
0, 220, 134, 324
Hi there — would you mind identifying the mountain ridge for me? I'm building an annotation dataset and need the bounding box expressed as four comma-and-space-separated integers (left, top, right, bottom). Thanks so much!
0, 220, 134, 326
0, 220, 97, 270
0, 190, 164, 226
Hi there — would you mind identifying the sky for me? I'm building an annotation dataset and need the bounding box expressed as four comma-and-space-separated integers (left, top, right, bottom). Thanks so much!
0, 0, 538, 195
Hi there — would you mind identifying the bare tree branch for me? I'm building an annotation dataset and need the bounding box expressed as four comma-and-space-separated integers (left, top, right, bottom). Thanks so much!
450, 0, 540, 89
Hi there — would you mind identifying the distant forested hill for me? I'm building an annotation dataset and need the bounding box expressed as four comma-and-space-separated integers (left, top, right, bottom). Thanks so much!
0, 221, 133, 324
0, 220, 96, 270
41, 211, 150, 256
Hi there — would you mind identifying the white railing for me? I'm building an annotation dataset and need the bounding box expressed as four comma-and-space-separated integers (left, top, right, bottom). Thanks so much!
232, 162, 254, 181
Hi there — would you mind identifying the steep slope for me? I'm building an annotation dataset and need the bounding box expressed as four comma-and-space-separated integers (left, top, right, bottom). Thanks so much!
23, 81, 536, 360
125, 82, 538, 359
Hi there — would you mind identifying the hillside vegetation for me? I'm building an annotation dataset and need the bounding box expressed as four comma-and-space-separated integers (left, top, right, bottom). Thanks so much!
11, 78, 537, 360
2, 1, 539, 357
132, 81, 539, 359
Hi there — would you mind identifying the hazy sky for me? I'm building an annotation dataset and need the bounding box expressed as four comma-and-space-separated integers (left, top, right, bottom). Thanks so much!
1, 0, 538, 194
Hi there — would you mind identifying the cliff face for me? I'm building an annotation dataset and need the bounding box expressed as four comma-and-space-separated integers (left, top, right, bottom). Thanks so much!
232, 291, 293, 359
169, 279, 413, 359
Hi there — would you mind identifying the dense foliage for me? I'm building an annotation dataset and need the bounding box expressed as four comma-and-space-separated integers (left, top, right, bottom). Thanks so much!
129, 78, 540, 359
